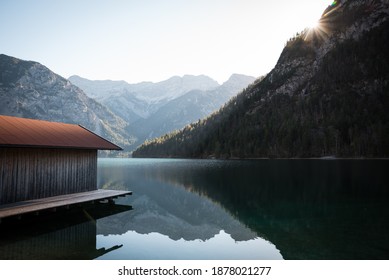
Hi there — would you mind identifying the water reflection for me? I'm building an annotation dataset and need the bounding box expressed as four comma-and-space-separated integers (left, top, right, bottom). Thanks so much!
97, 230, 281, 260
0, 203, 132, 259
1, 158, 387, 260
97, 158, 389, 260
96, 159, 282, 259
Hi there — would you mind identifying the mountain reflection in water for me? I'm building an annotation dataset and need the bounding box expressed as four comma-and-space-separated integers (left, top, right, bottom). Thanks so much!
1, 158, 387, 260
97, 158, 389, 260
96, 159, 282, 259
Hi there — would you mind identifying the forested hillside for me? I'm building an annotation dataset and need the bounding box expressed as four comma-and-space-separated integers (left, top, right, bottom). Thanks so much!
133, 0, 389, 158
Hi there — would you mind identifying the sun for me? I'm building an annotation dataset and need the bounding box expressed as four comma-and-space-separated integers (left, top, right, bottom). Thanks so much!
308, 18, 320, 30
304, 16, 330, 42
292, 3, 327, 35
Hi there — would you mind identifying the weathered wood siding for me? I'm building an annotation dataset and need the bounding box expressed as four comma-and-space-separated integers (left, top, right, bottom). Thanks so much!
0, 148, 97, 205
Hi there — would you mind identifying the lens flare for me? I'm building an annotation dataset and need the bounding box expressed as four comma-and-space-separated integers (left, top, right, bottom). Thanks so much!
303, 1, 340, 42
308, 18, 320, 30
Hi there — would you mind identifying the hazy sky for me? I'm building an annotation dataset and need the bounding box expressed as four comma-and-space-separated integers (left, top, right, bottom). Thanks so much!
0, 0, 331, 84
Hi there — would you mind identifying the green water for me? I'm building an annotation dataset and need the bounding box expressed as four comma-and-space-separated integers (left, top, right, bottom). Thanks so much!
1, 158, 388, 259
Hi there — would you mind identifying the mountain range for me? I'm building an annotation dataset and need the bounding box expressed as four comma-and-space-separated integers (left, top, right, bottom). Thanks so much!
69, 74, 221, 122
133, 0, 389, 158
127, 74, 256, 147
0, 54, 254, 154
69, 73, 255, 148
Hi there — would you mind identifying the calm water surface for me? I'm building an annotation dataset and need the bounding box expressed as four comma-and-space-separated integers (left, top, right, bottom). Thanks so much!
1, 158, 388, 259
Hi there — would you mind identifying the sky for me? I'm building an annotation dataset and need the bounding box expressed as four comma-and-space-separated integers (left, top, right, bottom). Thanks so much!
0, 0, 332, 84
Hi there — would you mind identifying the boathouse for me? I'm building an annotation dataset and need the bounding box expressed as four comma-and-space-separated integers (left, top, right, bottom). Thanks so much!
0, 115, 131, 215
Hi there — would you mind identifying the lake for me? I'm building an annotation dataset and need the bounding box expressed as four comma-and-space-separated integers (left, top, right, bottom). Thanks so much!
1, 158, 388, 259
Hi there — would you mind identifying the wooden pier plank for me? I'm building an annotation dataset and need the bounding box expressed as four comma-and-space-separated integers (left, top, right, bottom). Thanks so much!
0, 189, 132, 219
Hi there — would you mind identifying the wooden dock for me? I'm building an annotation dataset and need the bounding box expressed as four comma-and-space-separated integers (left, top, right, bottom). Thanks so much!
0, 189, 132, 221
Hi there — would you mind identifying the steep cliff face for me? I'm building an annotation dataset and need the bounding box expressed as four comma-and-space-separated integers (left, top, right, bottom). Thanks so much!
133, 0, 389, 158
0, 54, 134, 154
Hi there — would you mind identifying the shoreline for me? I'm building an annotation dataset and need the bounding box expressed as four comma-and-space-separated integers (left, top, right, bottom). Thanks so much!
103, 156, 389, 161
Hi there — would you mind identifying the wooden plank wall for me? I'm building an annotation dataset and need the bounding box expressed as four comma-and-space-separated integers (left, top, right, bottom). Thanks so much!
0, 148, 97, 205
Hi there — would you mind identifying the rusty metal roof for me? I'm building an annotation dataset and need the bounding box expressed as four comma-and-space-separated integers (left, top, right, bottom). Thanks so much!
0, 115, 122, 150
